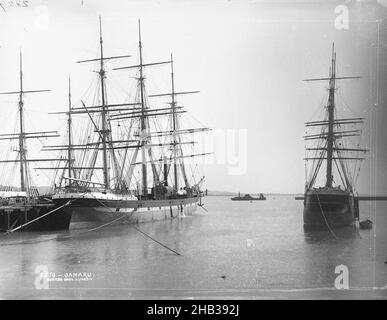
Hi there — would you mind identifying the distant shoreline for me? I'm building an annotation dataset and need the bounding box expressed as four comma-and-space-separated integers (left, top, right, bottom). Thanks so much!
206, 191, 387, 198
206, 191, 303, 197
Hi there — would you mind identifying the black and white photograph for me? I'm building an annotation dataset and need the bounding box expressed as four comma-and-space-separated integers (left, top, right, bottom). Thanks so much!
0, 0, 386, 304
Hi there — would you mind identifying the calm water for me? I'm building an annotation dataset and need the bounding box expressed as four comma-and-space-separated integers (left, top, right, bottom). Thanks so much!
0, 196, 386, 299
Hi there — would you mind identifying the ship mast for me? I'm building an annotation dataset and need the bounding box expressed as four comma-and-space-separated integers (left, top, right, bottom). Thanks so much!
98, 16, 110, 189
67, 75, 73, 180
169, 54, 191, 191
18, 51, 26, 191
138, 19, 148, 196
41, 17, 138, 190
51, 16, 133, 190
0, 51, 62, 197
170, 53, 178, 192
111, 21, 210, 195
326, 43, 336, 188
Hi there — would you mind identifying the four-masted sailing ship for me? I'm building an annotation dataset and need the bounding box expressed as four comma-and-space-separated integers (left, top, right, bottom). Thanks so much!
302, 43, 367, 230
0, 53, 72, 231
47, 19, 210, 225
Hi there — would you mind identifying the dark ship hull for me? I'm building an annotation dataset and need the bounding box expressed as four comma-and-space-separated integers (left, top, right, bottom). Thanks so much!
0, 203, 72, 232
303, 189, 355, 230
231, 194, 266, 201
52, 194, 199, 224
230, 197, 266, 201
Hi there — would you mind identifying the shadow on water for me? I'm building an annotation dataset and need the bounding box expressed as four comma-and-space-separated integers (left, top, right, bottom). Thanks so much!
0, 214, 199, 248
55, 216, 198, 244
0, 230, 70, 247
303, 225, 360, 243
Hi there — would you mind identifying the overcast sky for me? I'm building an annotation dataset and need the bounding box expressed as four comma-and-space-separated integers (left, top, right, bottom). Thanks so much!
0, 0, 386, 194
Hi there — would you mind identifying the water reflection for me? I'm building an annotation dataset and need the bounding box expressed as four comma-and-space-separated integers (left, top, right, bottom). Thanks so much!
301, 223, 375, 289
303, 225, 360, 243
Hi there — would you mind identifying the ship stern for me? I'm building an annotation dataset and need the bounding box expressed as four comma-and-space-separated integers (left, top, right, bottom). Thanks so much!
303, 189, 355, 230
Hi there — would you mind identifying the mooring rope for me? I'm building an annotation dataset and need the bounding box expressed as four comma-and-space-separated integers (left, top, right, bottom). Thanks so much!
198, 205, 208, 212
132, 226, 181, 256
91, 196, 182, 256
314, 191, 338, 240
6, 200, 72, 233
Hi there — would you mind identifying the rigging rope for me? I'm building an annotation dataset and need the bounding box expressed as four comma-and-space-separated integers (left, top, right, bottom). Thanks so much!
313, 190, 338, 240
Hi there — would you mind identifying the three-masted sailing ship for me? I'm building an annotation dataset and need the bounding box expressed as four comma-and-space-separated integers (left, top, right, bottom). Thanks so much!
0, 53, 72, 231
48, 18, 210, 225
302, 43, 367, 230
